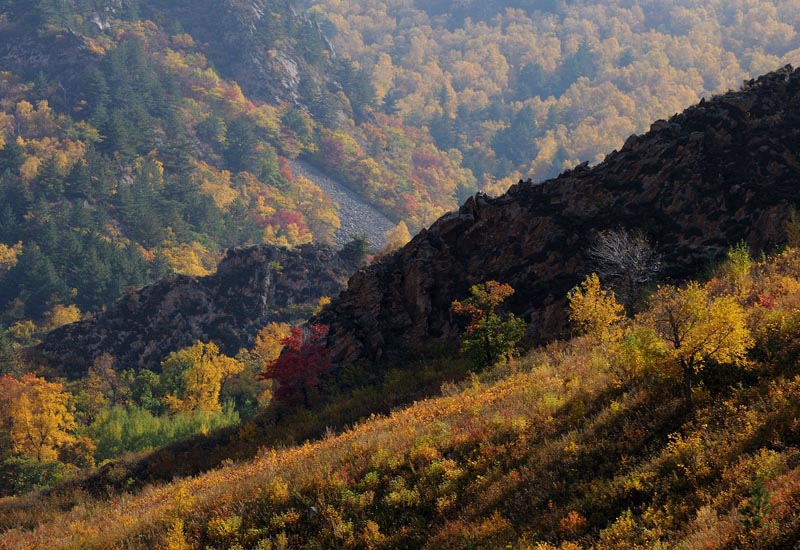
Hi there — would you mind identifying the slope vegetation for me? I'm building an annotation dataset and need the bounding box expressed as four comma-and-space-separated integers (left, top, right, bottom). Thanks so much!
0, 0, 473, 328
37, 243, 358, 376
318, 66, 800, 366
3, 243, 800, 549
302, 0, 800, 189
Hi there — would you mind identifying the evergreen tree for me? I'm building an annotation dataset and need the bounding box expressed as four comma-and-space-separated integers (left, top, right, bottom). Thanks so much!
0, 244, 68, 318
491, 105, 539, 165
0, 140, 24, 176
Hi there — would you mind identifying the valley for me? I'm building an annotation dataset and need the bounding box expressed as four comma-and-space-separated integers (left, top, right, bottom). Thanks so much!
289, 159, 395, 248
2, 1, 800, 549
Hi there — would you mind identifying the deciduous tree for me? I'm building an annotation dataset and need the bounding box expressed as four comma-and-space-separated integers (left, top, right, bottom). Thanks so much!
161, 341, 244, 413
451, 281, 526, 368
258, 324, 331, 407
587, 228, 661, 313
568, 273, 626, 343
42, 303, 81, 331
642, 283, 753, 407
0, 373, 76, 462
381, 221, 412, 255
253, 322, 292, 367
0, 241, 22, 273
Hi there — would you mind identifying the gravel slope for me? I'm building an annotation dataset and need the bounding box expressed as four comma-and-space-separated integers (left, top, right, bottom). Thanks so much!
290, 160, 395, 250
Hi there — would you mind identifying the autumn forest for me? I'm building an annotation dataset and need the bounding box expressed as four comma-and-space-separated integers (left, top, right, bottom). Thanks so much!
2, 0, 800, 548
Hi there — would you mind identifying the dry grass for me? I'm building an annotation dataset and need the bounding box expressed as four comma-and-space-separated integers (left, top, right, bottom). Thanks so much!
4, 248, 800, 549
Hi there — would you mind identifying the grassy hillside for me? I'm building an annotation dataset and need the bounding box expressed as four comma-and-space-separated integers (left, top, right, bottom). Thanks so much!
3, 241, 800, 549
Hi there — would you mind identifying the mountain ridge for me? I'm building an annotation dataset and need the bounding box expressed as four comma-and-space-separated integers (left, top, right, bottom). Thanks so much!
318, 65, 800, 366
37, 243, 357, 377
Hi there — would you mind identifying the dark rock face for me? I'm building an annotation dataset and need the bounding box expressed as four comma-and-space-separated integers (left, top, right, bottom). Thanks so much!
39, 244, 356, 377
0, 27, 102, 98
317, 66, 800, 366
140, 0, 330, 104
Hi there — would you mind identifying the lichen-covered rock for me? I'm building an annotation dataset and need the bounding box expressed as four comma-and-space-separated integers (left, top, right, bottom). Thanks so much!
317, 66, 800, 366
39, 244, 357, 377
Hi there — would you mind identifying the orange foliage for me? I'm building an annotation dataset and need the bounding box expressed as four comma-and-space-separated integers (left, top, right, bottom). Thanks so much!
0, 373, 76, 461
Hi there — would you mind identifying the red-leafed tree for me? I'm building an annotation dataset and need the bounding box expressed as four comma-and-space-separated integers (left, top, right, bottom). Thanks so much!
258, 324, 331, 407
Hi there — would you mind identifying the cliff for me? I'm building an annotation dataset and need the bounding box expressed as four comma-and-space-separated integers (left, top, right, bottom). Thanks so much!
38, 244, 357, 377
139, 0, 333, 104
0, 0, 333, 107
318, 66, 800, 365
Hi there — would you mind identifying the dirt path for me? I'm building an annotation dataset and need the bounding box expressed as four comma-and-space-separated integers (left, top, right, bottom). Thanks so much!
290, 159, 395, 250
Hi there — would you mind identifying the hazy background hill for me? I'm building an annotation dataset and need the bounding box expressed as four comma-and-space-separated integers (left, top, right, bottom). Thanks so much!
301, 0, 800, 191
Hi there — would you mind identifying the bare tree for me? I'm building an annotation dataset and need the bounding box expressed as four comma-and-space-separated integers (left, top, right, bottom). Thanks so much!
587, 228, 661, 313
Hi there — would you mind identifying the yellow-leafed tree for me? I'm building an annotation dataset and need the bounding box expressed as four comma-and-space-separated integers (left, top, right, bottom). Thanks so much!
0, 241, 22, 273
381, 221, 412, 255
568, 273, 626, 343
642, 283, 753, 406
0, 373, 76, 461
43, 303, 82, 331
161, 341, 244, 413
253, 322, 292, 366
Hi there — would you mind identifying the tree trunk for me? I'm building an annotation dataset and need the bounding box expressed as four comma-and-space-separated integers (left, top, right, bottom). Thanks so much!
682, 360, 693, 409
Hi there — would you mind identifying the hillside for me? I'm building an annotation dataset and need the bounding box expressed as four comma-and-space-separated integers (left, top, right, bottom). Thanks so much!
3, 238, 800, 549
288, 159, 395, 247
302, 0, 800, 190
36, 243, 358, 377
3, 64, 798, 507
0, 0, 473, 329
3, 0, 800, 330
318, 66, 800, 366
5, 2, 800, 546
0, 0, 339, 322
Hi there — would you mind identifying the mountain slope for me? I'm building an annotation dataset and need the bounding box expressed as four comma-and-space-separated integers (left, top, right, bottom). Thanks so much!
0, 0, 475, 327
138, 0, 334, 105
36, 243, 357, 377
289, 159, 395, 247
5, 243, 800, 549
1, 0, 332, 107
0, 0, 345, 322
301, 0, 800, 187
318, 66, 800, 365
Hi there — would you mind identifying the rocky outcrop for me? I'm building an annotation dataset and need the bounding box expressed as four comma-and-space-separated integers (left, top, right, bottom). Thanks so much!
39, 244, 357, 377
0, 26, 102, 99
317, 66, 800, 365
140, 0, 332, 105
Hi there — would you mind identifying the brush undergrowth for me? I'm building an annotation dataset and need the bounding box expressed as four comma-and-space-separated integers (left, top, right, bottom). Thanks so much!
4, 247, 800, 549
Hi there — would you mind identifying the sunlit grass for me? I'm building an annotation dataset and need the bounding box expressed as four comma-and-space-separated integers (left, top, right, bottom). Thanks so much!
4, 248, 800, 549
